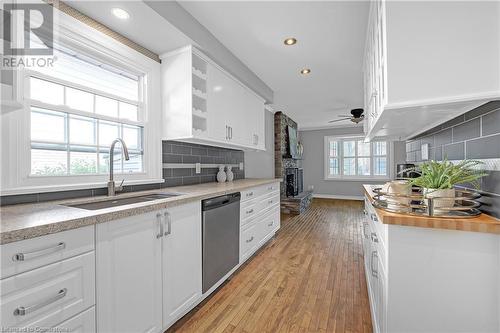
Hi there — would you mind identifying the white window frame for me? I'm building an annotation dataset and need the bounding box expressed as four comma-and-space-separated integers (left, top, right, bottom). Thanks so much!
324, 135, 393, 181
1, 8, 163, 195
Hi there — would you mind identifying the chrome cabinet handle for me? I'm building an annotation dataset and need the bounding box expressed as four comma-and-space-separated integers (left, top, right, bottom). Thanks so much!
370, 213, 378, 222
268, 221, 274, 227
14, 288, 67, 316
246, 192, 253, 197
230, 126, 233, 139
362, 222, 369, 239
268, 199, 273, 204
164, 211, 172, 236
371, 251, 378, 278
246, 236, 254, 243
156, 213, 163, 239
371, 232, 379, 243
225, 125, 229, 140
12, 242, 66, 262
246, 209, 254, 214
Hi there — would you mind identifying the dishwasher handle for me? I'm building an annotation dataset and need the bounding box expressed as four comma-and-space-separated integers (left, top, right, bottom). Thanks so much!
202, 192, 241, 211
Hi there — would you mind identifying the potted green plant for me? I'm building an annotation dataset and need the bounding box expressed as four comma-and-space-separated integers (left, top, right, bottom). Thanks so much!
407, 159, 487, 209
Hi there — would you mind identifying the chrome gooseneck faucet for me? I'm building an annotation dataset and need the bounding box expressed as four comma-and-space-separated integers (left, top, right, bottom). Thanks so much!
107, 138, 130, 196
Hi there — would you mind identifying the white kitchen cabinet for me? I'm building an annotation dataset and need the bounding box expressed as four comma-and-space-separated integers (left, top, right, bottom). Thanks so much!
96, 202, 202, 333
161, 45, 266, 151
363, 196, 500, 332
364, 0, 500, 140
162, 201, 202, 328
96, 211, 163, 333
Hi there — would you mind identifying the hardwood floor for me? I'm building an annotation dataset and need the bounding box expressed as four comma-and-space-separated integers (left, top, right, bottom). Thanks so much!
167, 199, 373, 333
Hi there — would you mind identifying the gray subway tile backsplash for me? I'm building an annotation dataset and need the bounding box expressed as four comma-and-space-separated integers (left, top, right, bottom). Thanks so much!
406, 100, 500, 218
452, 118, 480, 142
481, 109, 500, 136
162, 140, 245, 188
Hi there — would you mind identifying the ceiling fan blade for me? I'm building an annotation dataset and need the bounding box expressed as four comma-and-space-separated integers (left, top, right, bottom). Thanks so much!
328, 118, 351, 123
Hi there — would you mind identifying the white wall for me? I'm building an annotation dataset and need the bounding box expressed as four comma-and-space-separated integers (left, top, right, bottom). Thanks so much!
245, 111, 275, 178
299, 126, 406, 199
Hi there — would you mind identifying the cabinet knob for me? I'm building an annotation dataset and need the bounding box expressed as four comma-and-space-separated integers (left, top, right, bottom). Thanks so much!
246, 236, 254, 243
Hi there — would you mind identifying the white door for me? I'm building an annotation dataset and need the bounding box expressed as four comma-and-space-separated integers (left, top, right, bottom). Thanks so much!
96, 211, 163, 333
227, 82, 249, 146
207, 63, 230, 142
162, 201, 202, 328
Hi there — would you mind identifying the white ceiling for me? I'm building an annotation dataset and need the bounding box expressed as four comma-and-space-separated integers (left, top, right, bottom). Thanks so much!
180, 1, 370, 130
66, 1, 194, 55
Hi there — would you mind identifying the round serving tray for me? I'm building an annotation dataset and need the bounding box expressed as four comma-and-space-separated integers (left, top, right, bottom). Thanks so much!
371, 187, 482, 218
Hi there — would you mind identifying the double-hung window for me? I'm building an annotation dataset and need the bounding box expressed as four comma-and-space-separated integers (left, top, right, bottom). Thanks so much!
27, 46, 144, 177
325, 136, 390, 179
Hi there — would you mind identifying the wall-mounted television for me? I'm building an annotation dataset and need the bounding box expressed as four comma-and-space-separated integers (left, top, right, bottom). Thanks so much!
287, 125, 298, 158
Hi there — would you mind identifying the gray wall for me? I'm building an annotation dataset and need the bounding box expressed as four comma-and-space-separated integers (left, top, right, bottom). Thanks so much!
244, 111, 275, 178
406, 101, 500, 218
144, 1, 273, 103
300, 126, 406, 199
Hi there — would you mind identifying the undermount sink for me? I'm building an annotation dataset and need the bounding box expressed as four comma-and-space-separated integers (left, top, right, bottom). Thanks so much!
65, 193, 183, 211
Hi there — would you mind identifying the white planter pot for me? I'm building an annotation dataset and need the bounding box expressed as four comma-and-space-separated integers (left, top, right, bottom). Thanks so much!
423, 188, 456, 210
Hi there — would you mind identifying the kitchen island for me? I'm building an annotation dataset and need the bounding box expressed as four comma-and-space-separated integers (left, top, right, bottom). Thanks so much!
363, 184, 500, 333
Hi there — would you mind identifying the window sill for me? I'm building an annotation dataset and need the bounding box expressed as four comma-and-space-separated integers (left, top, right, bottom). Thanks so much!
1, 178, 165, 196
324, 177, 391, 182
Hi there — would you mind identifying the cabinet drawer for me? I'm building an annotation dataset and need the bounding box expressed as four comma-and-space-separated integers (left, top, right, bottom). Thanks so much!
240, 186, 263, 202
258, 207, 280, 245
240, 223, 259, 262
0, 252, 95, 330
240, 200, 258, 222
258, 192, 279, 211
262, 182, 279, 195
54, 306, 95, 333
1, 225, 95, 279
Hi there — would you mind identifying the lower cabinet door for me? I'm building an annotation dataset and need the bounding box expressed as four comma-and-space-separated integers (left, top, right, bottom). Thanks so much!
96, 211, 163, 333
162, 202, 202, 328
54, 307, 95, 333
240, 223, 259, 262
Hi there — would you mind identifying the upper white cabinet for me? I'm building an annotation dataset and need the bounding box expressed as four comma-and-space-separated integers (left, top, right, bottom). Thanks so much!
364, 0, 500, 140
161, 46, 266, 151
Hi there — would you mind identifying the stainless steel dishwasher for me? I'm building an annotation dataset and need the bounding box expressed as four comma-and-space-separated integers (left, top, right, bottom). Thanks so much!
202, 192, 240, 293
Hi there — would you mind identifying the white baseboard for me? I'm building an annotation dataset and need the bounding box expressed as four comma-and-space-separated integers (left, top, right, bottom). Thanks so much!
313, 193, 364, 201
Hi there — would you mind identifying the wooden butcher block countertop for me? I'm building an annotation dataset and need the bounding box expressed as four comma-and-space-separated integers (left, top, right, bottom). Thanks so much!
363, 185, 500, 235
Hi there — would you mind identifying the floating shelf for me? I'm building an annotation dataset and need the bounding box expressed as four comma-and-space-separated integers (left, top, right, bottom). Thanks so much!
192, 108, 207, 119
192, 88, 207, 100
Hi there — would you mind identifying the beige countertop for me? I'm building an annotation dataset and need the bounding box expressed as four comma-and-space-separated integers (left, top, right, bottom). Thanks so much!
0, 178, 281, 245
363, 184, 500, 234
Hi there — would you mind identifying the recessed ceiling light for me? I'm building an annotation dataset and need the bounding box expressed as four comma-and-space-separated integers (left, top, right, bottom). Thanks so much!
300, 68, 311, 75
284, 38, 297, 46
111, 8, 130, 20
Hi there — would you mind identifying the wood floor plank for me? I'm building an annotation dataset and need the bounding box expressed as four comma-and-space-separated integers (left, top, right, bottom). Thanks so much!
166, 199, 373, 333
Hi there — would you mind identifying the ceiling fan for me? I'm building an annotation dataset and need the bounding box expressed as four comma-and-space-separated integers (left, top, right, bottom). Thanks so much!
328, 108, 365, 124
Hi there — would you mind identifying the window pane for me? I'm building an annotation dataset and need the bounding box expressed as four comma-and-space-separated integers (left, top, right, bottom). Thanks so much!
66, 87, 94, 113
343, 157, 356, 175
119, 102, 138, 121
99, 121, 120, 146
374, 157, 387, 175
70, 115, 95, 145
123, 153, 143, 173
95, 96, 118, 118
31, 149, 67, 175
358, 157, 371, 175
329, 158, 339, 176
357, 140, 371, 156
329, 140, 338, 157
373, 141, 387, 155
343, 141, 355, 157
31, 109, 66, 142
123, 125, 141, 149
99, 151, 123, 174
70, 151, 97, 174
30, 77, 64, 105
